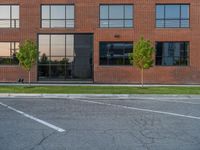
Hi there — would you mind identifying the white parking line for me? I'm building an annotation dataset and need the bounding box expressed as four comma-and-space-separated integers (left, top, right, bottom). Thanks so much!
0, 102, 65, 132
84, 97, 200, 105
73, 99, 200, 120
139, 98, 200, 105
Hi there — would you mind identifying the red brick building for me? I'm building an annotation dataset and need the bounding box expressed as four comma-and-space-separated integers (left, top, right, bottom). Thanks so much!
0, 0, 199, 84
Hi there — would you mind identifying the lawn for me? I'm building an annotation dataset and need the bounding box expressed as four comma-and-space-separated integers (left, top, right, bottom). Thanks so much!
0, 86, 200, 94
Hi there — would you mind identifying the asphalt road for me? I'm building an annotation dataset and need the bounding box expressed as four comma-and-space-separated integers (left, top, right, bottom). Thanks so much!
0, 96, 200, 150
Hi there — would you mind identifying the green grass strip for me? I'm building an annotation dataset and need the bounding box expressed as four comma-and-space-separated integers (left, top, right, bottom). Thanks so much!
0, 86, 199, 94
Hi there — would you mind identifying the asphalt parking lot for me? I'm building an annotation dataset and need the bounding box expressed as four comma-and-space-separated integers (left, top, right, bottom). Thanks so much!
0, 95, 200, 150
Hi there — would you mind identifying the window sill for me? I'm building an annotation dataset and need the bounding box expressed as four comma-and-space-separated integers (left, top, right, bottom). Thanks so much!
99, 27, 134, 29
99, 65, 132, 67
156, 27, 190, 29
0, 65, 19, 67
154, 65, 190, 67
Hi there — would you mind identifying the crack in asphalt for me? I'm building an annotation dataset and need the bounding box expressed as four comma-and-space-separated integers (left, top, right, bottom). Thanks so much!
29, 131, 56, 150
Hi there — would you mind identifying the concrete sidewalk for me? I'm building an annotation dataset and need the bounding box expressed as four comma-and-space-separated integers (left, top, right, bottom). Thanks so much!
0, 93, 200, 100
0, 83, 200, 87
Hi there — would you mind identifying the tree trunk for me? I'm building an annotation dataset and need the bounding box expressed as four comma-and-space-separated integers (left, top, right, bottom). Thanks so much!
141, 68, 144, 87
29, 71, 31, 86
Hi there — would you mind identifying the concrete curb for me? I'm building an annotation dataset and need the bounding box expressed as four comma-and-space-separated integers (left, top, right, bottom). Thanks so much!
0, 83, 200, 87
0, 93, 200, 100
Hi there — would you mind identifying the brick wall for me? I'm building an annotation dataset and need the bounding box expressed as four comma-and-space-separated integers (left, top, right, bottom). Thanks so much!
0, 0, 199, 84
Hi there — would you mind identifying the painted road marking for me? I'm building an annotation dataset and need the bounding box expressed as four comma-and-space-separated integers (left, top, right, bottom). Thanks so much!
137, 98, 200, 105
0, 102, 65, 132
84, 97, 200, 105
73, 99, 200, 120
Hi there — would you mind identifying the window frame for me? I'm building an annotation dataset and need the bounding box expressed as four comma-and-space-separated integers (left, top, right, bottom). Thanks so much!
99, 41, 133, 66
99, 4, 134, 28
155, 4, 190, 28
155, 41, 190, 67
0, 4, 20, 28
0, 41, 20, 66
37, 33, 94, 80
40, 4, 75, 28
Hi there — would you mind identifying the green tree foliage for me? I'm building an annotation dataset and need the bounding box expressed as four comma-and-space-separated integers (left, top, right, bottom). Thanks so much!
129, 37, 155, 86
17, 40, 38, 85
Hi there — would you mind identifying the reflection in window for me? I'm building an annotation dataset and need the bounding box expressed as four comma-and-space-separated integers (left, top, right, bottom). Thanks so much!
41, 5, 74, 28
156, 4, 189, 28
100, 42, 133, 65
0, 5, 19, 28
156, 42, 189, 66
39, 34, 74, 64
38, 34, 74, 80
100, 5, 133, 28
0, 42, 19, 65
38, 34, 93, 80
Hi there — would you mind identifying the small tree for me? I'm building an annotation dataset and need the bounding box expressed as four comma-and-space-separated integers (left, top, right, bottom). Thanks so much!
17, 40, 38, 85
129, 37, 155, 87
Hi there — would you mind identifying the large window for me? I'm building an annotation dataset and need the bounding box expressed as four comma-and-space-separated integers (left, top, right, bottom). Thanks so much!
100, 5, 133, 28
0, 5, 19, 28
38, 34, 93, 80
0, 42, 19, 65
100, 42, 133, 65
156, 4, 189, 28
41, 5, 74, 28
156, 42, 189, 66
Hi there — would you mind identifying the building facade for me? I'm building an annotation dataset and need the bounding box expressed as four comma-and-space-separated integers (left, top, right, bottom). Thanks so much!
0, 0, 199, 84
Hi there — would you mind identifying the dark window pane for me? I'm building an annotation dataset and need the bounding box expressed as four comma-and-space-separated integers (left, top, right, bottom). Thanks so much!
100, 42, 133, 65
109, 43, 125, 65
156, 42, 189, 66
66, 35, 74, 56
50, 65, 65, 79
156, 5, 164, 19
100, 42, 108, 65
38, 65, 50, 80
100, 5, 108, 19
180, 57, 188, 65
39, 56, 50, 64
124, 43, 133, 65
51, 57, 67, 64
